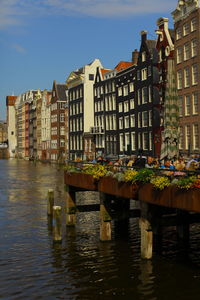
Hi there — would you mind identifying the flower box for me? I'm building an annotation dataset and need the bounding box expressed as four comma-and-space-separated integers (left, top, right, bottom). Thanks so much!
138, 183, 172, 207
139, 183, 200, 213
171, 186, 200, 213
98, 176, 138, 199
64, 172, 98, 191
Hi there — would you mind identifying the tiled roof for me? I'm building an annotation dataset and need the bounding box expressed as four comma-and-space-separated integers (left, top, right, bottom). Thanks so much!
114, 61, 134, 72
100, 68, 111, 79
56, 84, 67, 101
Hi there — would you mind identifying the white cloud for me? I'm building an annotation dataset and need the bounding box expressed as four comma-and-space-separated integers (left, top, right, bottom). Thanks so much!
0, 0, 177, 29
12, 44, 26, 54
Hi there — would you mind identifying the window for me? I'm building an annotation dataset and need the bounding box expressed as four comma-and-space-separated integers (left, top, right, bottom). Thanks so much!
130, 99, 135, 110
125, 133, 130, 151
60, 126, 65, 135
131, 132, 136, 150
138, 112, 141, 128
193, 124, 199, 150
138, 89, 141, 105
183, 23, 189, 36
149, 111, 152, 126
176, 27, 181, 40
148, 86, 152, 102
192, 92, 198, 115
191, 18, 197, 32
89, 74, 94, 81
179, 126, 184, 150
192, 64, 198, 85
124, 101, 129, 112
129, 82, 134, 92
191, 39, 198, 57
142, 51, 146, 62
118, 87, 122, 96
184, 67, 190, 88
120, 134, 124, 152
60, 113, 65, 122
60, 139, 65, 147
149, 131, 152, 150
142, 87, 148, 104
125, 116, 129, 128
138, 132, 141, 149
185, 95, 190, 116
119, 102, 123, 113
177, 70, 182, 90
143, 132, 148, 150
177, 47, 182, 64
123, 85, 128, 96
130, 114, 135, 127
185, 125, 190, 150
184, 43, 190, 61
141, 68, 147, 81
137, 70, 140, 80
148, 66, 151, 76
142, 111, 148, 127
119, 117, 123, 129
179, 96, 183, 117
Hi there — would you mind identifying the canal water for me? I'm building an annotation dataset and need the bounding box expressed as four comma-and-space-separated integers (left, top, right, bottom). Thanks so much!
0, 159, 200, 300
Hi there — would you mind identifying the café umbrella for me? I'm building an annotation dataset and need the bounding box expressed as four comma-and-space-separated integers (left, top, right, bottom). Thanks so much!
160, 58, 179, 160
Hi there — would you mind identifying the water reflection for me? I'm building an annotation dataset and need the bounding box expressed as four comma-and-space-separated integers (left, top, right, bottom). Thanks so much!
0, 160, 200, 299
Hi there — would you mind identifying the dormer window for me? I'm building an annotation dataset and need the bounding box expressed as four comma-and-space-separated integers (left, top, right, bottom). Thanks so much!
142, 51, 146, 62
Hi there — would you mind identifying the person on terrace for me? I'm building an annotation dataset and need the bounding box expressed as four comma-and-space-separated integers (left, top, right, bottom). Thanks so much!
160, 158, 175, 170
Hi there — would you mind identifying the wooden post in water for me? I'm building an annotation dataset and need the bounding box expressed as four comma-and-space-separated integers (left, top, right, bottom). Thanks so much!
53, 206, 62, 243
100, 192, 112, 241
47, 189, 54, 216
65, 185, 76, 226
176, 210, 190, 251
140, 218, 153, 259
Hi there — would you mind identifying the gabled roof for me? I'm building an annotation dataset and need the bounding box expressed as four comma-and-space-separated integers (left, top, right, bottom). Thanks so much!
100, 68, 111, 79
114, 61, 134, 72
146, 40, 156, 51
57, 84, 67, 101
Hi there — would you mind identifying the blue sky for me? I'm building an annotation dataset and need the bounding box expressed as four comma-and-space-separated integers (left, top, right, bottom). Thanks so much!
0, 0, 178, 120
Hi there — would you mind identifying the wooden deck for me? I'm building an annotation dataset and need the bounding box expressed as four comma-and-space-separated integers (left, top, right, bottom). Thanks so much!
64, 171, 200, 213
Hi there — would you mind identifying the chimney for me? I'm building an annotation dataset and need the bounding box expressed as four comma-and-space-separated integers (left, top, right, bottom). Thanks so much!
132, 49, 139, 65
141, 30, 147, 42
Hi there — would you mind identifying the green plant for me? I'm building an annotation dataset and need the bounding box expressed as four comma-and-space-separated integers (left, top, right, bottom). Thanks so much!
113, 172, 125, 182
64, 164, 79, 173
174, 176, 197, 190
82, 164, 108, 180
123, 169, 138, 183
132, 168, 154, 183
150, 176, 170, 190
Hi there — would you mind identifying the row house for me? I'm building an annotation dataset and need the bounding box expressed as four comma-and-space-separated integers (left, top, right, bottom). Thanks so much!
116, 62, 137, 156
155, 18, 175, 157
172, 0, 200, 156
6, 96, 17, 157
41, 90, 52, 161
116, 32, 158, 157
67, 59, 103, 160
50, 81, 67, 162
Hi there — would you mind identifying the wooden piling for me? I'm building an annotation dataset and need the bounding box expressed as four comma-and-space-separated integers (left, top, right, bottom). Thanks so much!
100, 193, 112, 241
53, 206, 62, 243
47, 189, 54, 216
65, 185, 76, 226
140, 218, 153, 259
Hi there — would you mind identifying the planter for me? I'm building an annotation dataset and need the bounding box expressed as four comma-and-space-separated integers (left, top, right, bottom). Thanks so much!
64, 172, 98, 191
98, 176, 138, 199
138, 183, 172, 207
139, 183, 200, 213
171, 186, 200, 213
